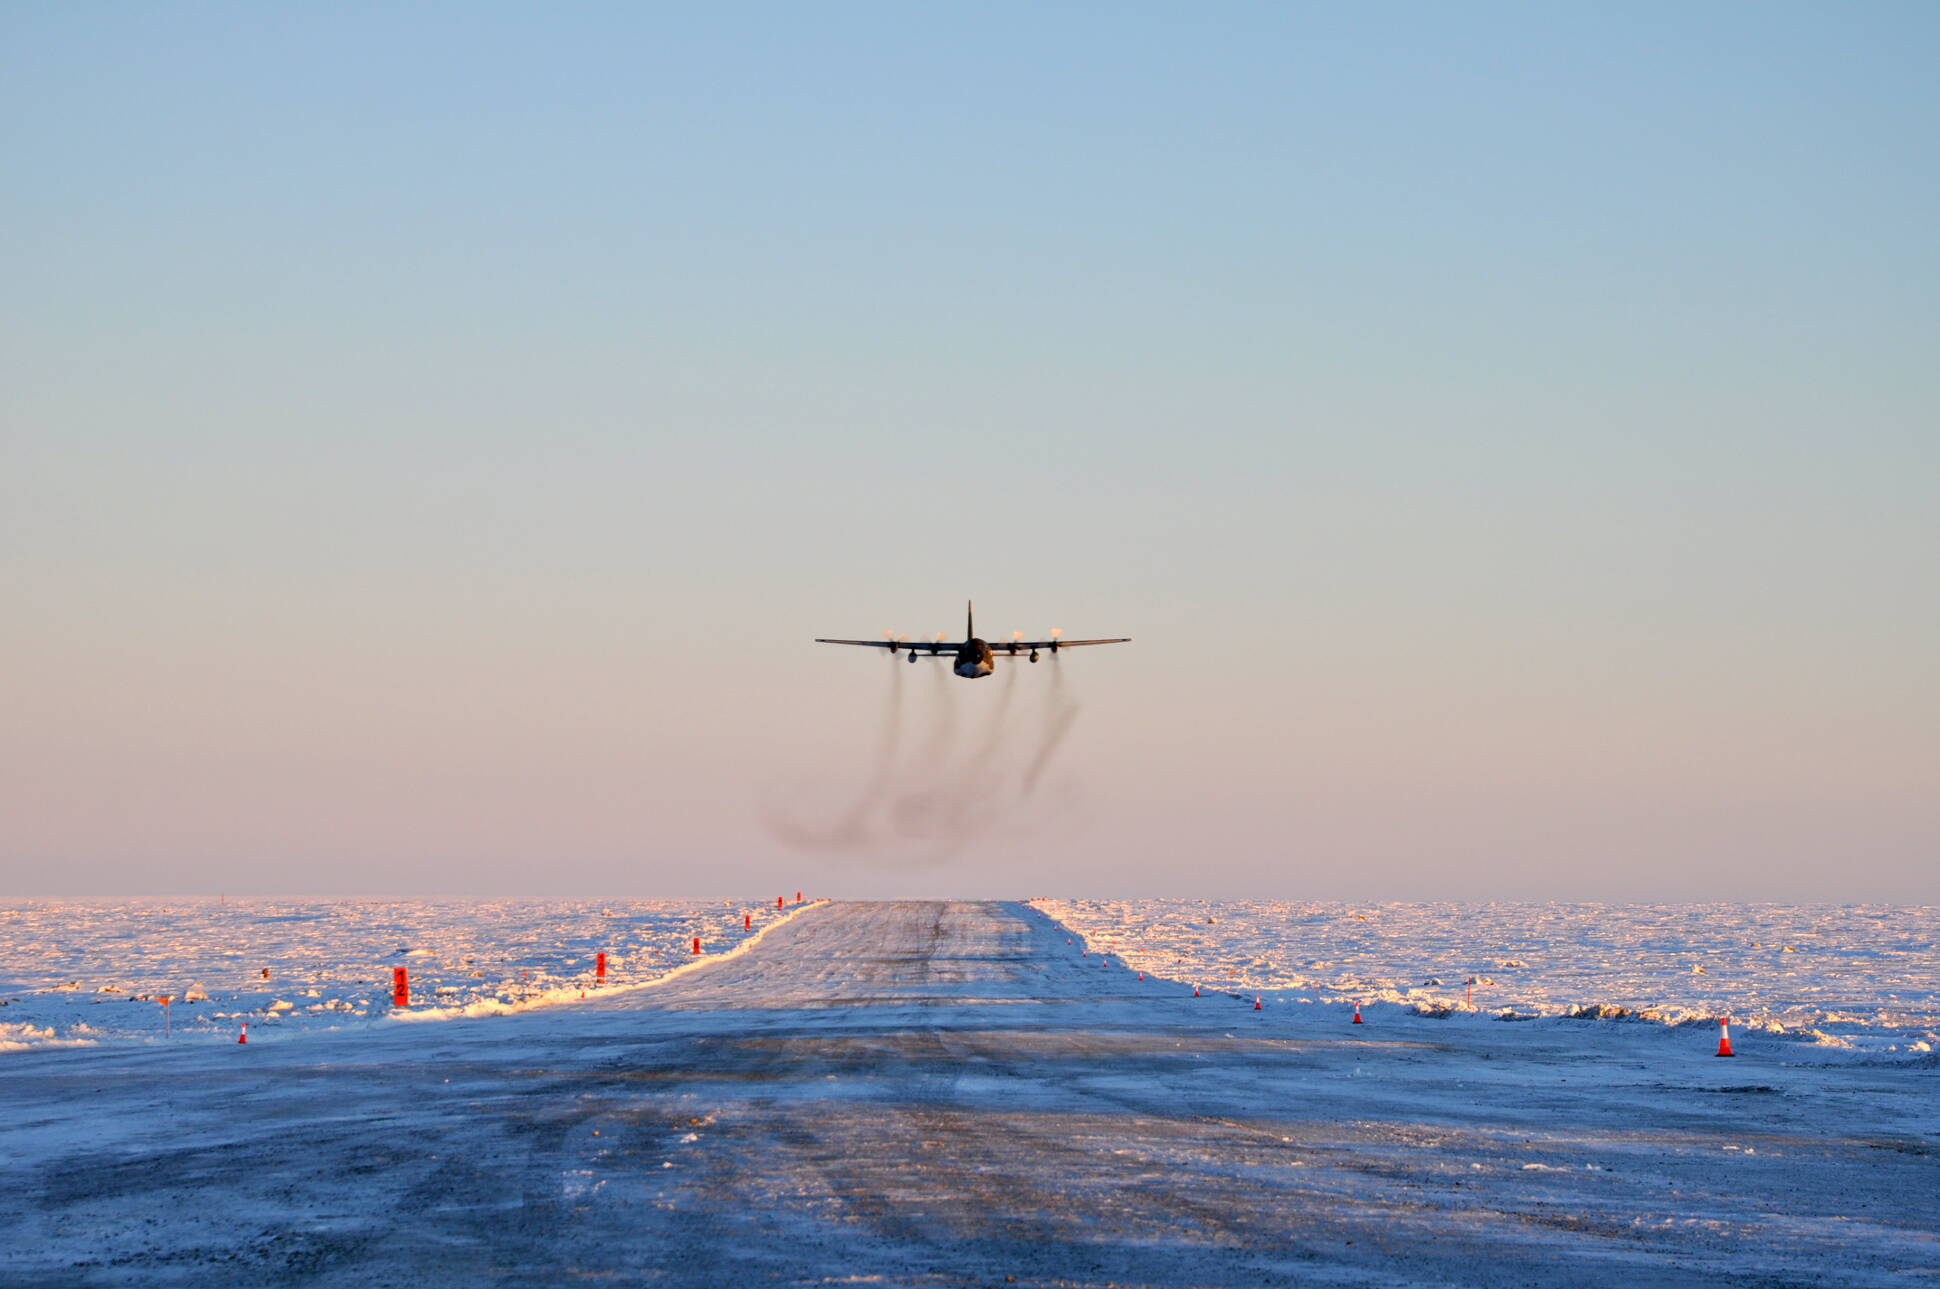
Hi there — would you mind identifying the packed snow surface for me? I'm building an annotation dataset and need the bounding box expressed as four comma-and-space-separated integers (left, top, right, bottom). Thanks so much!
1032, 900, 1940, 1057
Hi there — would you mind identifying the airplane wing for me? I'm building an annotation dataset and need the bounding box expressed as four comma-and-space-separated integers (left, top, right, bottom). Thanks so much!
815, 636, 1131, 649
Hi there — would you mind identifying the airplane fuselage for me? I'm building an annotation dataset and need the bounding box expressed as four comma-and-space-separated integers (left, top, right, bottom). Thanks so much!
954, 638, 995, 679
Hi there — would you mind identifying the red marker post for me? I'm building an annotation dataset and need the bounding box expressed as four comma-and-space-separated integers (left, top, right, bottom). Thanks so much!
691, 936, 701, 955
595, 952, 607, 982
392, 967, 410, 1008
744, 912, 752, 931
158, 996, 172, 1037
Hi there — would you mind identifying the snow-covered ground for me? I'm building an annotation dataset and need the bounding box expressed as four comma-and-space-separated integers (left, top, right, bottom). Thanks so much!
1033, 900, 1940, 1059
0, 897, 809, 1050
1, 900, 1935, 1287
6, 898, 1934, 1059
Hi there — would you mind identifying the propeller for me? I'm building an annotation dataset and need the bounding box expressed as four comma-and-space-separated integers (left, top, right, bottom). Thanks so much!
1009, 630, 1024, 655
882, 629, 899, 655
1049, 627, 1062, 655
932, 631, 946, 654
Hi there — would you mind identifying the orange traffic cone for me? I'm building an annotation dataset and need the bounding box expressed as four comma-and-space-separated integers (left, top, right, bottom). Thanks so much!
1352, 1004, 1363, 1024
1716, 1016, 1735, 1058
1193, 984, 1200, 997
1254, 995, 1262, 1011
237, 1021, 248, 1045
1137, 971, 1144, 981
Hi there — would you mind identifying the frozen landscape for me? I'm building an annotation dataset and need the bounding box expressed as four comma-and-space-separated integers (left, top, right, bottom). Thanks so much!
6, 898, 1931, 1060
11, 1, 1937, 1283
0, 897, 803, 1050
2, 898, 1935, 1286
1034, 900, 1940, 1060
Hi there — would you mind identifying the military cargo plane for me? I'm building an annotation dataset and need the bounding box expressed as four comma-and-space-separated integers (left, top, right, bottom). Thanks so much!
817, 602, 1130, 679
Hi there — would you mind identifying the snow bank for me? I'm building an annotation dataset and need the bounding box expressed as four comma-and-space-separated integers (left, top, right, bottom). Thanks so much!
390, 899, 825, 1022
0, 1022, 95, 1052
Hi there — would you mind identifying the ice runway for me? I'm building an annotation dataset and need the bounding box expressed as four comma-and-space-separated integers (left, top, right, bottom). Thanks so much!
3, 900, 1934, 1287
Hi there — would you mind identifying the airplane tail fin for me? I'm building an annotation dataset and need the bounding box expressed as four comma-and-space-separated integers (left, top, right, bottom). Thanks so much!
966, 600, 974, 641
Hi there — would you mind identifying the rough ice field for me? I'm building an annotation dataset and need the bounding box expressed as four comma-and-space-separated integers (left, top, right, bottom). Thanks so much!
1033, 900, 1940, 1058
0, 898, 804, 1050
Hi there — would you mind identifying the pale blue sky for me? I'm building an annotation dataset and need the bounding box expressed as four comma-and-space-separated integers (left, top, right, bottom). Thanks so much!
4, 3, 1936, 898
